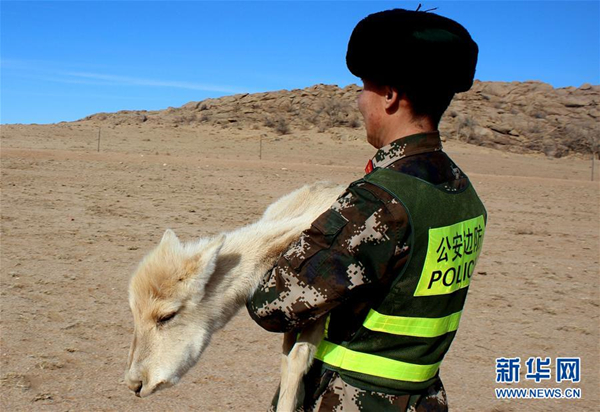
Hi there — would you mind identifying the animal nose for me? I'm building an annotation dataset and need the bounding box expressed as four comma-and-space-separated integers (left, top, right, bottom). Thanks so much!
132, 381, 143, 397
125, 372, 144, 396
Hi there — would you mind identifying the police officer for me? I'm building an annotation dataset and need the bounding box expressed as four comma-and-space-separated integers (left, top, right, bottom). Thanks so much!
248, 8, 486, 412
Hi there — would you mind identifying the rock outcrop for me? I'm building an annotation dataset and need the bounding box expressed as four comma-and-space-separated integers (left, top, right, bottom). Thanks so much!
79, 81, 599, 158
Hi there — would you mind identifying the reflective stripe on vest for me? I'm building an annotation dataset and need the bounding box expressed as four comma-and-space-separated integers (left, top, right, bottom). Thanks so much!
363, 309, 462, 338
314, 340, 441, 382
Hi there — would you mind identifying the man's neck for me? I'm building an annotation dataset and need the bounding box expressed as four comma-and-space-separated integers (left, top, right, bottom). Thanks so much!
376, 121, 437, 149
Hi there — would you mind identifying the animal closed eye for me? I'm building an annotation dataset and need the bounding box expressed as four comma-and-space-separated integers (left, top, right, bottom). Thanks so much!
157, 312, 177, 326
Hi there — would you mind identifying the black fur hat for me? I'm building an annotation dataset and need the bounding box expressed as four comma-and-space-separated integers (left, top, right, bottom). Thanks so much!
346, 9, 478, 93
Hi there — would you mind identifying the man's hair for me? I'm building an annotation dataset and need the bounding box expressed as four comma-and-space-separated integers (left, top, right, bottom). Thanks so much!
402, 86, 455, 126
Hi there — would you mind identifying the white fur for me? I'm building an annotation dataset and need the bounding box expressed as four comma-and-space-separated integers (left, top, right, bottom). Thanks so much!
125, 181, 343, 410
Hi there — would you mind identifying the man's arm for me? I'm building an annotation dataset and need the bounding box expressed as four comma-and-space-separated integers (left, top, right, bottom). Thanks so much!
247, 183, 408, 333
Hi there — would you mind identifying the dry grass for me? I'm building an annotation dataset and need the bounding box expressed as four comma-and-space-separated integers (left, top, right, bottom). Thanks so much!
264, 115, 290, 135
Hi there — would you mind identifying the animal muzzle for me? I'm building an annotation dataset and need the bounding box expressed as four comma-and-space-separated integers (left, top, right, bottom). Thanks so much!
125, 369, 173, 398
125, 370, 144, 397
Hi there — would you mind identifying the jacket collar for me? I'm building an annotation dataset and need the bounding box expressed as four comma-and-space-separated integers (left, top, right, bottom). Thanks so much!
371, 131, 443, 169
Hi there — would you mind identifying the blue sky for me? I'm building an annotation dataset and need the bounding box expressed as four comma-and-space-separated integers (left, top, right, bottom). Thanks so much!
1, 1, 599, 124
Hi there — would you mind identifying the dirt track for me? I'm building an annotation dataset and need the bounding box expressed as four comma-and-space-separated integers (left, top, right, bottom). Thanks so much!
1, 124, 598, 411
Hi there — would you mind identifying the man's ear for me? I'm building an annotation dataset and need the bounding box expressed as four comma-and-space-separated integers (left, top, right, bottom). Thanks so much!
384, 86, 401, 111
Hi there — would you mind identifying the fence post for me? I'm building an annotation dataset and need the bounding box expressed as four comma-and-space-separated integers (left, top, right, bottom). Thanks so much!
592, 151, 595, 182
97, 127, 101, 152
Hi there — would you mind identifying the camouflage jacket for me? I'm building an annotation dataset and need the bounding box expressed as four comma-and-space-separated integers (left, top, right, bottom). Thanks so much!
248, 132, 467, 411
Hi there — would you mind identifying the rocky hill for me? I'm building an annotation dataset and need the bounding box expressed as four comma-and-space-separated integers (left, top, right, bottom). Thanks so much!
79, 81, 599, 158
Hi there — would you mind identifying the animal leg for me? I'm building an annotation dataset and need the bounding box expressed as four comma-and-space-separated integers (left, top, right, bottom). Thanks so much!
277, 342, 314, 412
277, 318, 326, 412
279, 354, 289, 402
277, 332, 297, 412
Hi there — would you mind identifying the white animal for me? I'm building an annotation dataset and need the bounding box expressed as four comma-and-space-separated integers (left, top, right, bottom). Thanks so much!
125, 181, 344, 411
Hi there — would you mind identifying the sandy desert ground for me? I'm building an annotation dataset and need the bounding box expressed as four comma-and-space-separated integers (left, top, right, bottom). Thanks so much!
1, 123, 598, 411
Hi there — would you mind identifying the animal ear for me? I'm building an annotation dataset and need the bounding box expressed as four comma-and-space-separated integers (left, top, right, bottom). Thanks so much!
189, 234, 226, 299
187, 234, 225, 302
197, 234, 226, 277
160, 229, 181, 248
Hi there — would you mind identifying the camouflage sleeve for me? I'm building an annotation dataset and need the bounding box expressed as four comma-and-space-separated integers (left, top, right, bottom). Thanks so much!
247, 183, 407, 333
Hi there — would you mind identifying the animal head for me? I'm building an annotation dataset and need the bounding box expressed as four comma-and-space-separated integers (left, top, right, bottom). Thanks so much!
124, 229, 225, 397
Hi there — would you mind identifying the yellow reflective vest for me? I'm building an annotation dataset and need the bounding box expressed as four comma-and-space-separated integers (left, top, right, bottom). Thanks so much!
315, 168, 487, 393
